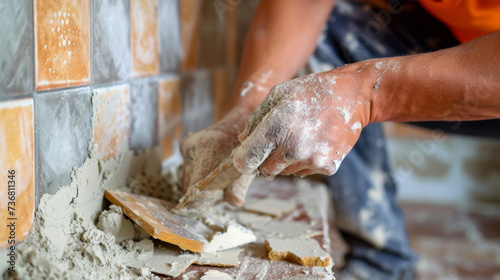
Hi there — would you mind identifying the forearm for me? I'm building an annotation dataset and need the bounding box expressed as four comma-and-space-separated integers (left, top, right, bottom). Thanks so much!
228, 0, 335, 113
369, 31, 500, 123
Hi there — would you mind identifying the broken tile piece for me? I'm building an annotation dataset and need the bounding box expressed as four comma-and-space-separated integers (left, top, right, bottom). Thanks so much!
104, 190, 212, 253
125, 245, 196, 277
204, 222, 256, 254
236, 212, 272, 226
265, 238, 330, 267
195, 248, 243, 267
243, 198, 296, 217
125, 244, 241, 277
238, 214, 322, 241
200, 270, 233, 280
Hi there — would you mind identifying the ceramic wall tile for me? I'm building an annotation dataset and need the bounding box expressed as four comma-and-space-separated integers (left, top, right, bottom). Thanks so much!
0, 0, 33, 97
131, 0, 159, 78
181, 70, 213, 135
35, 87, 92, 206
158, 76, 182, 160
0, 99, 34, 247
236, 0, 259, 64
92, 84, 130, 161
130, 79, 158, 151
180, 0, 201, 72
159, 0, 181, 73
200, 0, 237, 65
91, 0, 131, 84
199, 1, 228, 69
34, 0, 91, 91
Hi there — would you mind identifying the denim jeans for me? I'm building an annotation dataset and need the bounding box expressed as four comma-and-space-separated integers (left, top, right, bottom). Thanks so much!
310, 0, 498, 279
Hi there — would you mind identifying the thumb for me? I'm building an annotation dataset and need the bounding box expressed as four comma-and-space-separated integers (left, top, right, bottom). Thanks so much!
224, 174, 255, 207
238, 84, 288, 142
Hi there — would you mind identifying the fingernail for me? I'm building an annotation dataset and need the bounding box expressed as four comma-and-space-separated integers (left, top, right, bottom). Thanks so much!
226, 194, 244, 207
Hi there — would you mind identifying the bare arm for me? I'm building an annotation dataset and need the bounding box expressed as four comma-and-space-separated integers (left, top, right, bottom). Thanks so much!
233, 31, 500, 177
180, 0, 335, 207
370, 31, 500, 123
228, 0, 336, 113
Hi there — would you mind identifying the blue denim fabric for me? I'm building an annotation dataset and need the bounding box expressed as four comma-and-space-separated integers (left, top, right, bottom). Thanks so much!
310, 0, 465, 279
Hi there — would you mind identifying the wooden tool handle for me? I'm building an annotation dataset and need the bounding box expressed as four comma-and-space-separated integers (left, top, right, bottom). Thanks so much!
176, 155, 241, 209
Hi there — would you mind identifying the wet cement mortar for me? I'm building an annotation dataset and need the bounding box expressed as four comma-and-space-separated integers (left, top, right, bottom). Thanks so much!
1, 143, 181, 279
1, 142, 335, 279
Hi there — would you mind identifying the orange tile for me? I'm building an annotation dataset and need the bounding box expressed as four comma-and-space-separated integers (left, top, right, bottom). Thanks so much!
131, 0, 159, 77
159, 125, 182, 161
0, 99, 34, 248
180, 0, 201, 71
158, 76, 182, 160
34, 0, 90, 91
199, 1, 227, 68
92, 84, 130, 161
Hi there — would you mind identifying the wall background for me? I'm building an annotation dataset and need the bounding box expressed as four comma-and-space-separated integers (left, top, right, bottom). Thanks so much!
0, 0, 258, 244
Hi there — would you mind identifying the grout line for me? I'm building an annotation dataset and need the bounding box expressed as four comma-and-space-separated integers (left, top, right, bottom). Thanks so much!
31, 0, 36, 98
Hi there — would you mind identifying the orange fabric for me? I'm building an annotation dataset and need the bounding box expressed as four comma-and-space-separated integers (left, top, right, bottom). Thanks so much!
417, 0, 500, 43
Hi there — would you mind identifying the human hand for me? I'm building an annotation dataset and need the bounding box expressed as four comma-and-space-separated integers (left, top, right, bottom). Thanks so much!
180, 106, 256, 207
232, 65, 372, 177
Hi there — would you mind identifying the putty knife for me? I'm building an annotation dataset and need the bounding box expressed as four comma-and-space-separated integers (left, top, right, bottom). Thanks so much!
175, 155, 241, 209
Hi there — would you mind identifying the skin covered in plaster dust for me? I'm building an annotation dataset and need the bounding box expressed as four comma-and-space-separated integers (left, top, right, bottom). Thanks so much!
181, 107, 256, 207
233, 66, 372, 177
176, 0, 338, 208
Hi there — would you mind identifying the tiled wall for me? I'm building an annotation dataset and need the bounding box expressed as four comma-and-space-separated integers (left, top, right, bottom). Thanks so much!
0, 0, 257, 246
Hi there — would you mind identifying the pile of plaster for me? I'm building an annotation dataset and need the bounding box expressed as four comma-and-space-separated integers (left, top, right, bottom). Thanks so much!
2, 143, 174, 279
1, 141, 335, 279
0, 142, 262, 279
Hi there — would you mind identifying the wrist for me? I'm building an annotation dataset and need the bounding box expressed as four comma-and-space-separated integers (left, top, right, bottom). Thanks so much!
362, 57, 409, 124
229, 68, 287, 112
326, 61, 382, 127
